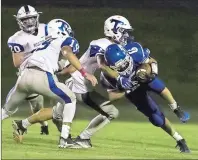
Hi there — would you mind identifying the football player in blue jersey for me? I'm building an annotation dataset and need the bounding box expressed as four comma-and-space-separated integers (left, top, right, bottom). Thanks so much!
100, 16, 190, 124
101, 43, 190, 153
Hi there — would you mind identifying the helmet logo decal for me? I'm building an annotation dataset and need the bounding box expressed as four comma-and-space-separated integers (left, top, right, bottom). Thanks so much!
110, 19, 124, 34
56, 19, 70, 32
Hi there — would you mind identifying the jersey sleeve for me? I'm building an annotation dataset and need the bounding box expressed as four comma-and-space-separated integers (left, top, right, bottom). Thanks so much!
89, 45, 105, 57
61, 37, 80, 54
7, 35, 25, 53
125, 42, 150, 64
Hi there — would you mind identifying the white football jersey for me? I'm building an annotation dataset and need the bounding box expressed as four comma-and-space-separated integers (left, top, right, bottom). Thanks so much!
7, 23, 47, 64
67, 38, 113, 93
20, 27, 79, 74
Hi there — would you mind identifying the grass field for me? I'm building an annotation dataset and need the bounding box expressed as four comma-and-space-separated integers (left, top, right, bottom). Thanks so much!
2, 117, 198, 159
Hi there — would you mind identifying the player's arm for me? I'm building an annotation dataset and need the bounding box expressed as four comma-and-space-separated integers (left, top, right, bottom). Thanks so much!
97, 55, 132, 89
108, 90, 125, 101
56, 64, 77, 75
12, 52, 25, 68
8, 42, 25, 68
97, 54, 119, 78
139, 47, 158, 77
60, 37, 98, 86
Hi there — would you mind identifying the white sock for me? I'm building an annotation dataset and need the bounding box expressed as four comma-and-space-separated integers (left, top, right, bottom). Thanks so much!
1, 108, 9, 120
80, 115, 110, 139
61, 125, 70, 139
62, 100, 76, 123
169, 102, 177, 110
173, 132, 183, 141
22, 119, 31, 129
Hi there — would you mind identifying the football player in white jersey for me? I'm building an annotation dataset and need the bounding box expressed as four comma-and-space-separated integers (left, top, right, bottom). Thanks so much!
3, 17, 98, 148
1, 5, 49, 135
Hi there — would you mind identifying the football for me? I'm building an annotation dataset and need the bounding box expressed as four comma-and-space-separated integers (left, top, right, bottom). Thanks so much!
136, 63, 152, 83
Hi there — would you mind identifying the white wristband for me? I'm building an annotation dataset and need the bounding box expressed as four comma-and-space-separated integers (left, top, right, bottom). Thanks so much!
151, 62, 158, 75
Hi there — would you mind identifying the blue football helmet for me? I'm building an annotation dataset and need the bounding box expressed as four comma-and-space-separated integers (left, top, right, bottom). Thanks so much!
104, 43, 133, 76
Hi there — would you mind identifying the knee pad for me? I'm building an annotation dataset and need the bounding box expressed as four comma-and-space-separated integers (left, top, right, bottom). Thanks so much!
149, 111, 165, 127
52, 102, 64, 120
100, 103, 119, 120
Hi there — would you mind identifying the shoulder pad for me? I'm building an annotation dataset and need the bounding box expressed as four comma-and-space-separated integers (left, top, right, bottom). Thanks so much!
7, 31, 26, 53
61, 36, 80, 54
89, 38, 112, 57
125, 42, 150, 63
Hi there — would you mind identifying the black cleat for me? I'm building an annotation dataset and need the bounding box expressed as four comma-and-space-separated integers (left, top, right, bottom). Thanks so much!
74, 136, 92, 148
40, 126, 49, 135
58, 134, 81, 149
176, 139, 191, 153
12, 120, 27, 143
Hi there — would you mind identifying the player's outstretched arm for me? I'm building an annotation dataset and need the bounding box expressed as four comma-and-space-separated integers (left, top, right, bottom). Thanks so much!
108, 90, 125, 101
97, 55, 119, 78
56, 65, 76, 75
61, 46, 98, 86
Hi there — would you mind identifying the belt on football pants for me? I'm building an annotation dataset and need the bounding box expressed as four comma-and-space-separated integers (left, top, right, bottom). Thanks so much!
27, 66, 45, 72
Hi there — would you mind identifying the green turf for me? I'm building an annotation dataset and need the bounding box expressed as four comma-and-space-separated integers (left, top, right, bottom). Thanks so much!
2, 118, 198, 159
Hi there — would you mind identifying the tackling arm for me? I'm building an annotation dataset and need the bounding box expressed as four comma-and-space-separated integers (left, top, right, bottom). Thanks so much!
108, 90, 125, 102
97, 55, 119, 78
61, 46, 98, 86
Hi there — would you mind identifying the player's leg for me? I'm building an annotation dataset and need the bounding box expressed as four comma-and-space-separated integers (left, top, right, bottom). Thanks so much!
74, 91, 119, 148
125, 88, 190, 153
2, 81, 29, 142
34, 71, 76, 148
148, 77, 190, 122
17, 108, 53, 134
1, 86, 20, 120
13, 107, 55, 142
12, 69, 77, 147
27, 94, 49, 135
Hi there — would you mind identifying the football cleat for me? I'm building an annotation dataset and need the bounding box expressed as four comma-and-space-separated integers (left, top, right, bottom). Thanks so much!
12, 120, 27, 143
176, 139, 191, 153
74, 136, 92, 148
40, 125, 49, 135
58, 134, 81, 149
174, 106, 190, 123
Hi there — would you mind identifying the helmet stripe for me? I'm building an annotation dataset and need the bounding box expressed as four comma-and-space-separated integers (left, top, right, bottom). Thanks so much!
24, 5, 30, 13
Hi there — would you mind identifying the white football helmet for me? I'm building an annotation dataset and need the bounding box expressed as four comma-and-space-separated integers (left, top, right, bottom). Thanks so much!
47, 19, 74, 37
104, 15, 133, 45
14, 5, 42, 33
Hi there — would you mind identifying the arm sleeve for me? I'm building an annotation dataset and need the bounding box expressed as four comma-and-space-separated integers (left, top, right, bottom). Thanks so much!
89, 45, 105, 57
7, 37, 25, 53
61, 37, 80, 54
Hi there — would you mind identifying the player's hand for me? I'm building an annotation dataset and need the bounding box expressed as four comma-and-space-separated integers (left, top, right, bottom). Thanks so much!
174, 107, 190, 123
117, 75, 132, 89
84, 73, 98, 86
